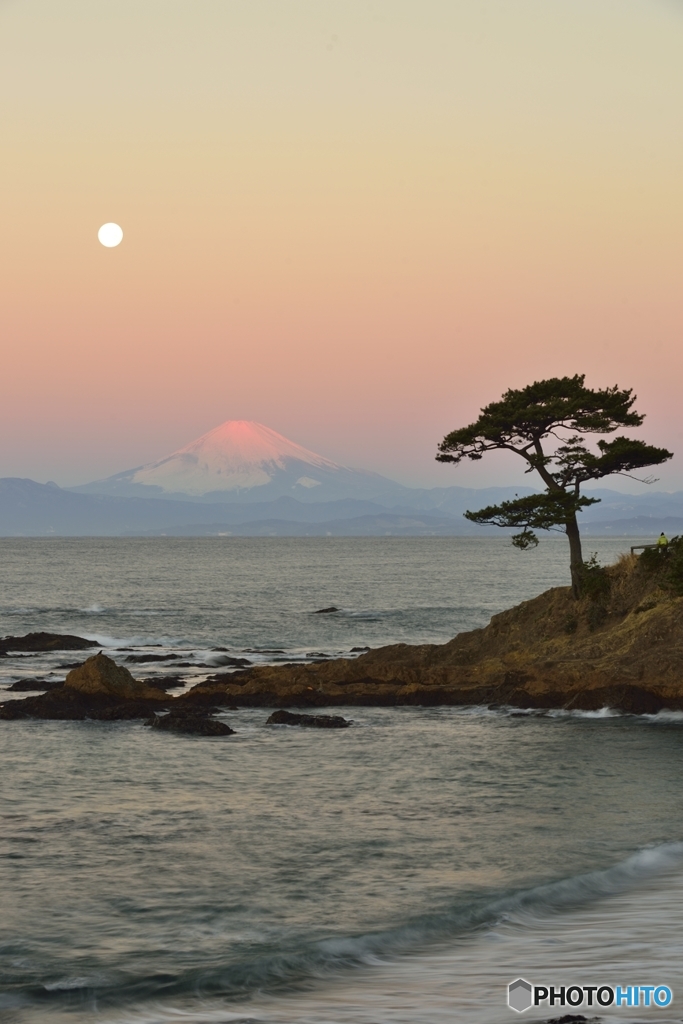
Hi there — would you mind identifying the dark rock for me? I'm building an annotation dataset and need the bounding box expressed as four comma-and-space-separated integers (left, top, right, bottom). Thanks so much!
7, 678, 64, 692
266, 709, 350, 728
145, 710, 235, 736
93, 701, 170, 721
0, 632, 100, 655
125, 653, 181, 663
175, 688, 238, 706
351, 646, 370, 652
207, 655, 252, 667
167, 704, 220, 716
0, 692, 85, 720
202, 671, 252, 688
0, 687, 169, 721
145, 675, 187, 691
546, 1016, 600, 1024
313, 606, 339, 614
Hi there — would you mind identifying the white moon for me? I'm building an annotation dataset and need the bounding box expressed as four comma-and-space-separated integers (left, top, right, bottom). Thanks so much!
98, 223, 123, 247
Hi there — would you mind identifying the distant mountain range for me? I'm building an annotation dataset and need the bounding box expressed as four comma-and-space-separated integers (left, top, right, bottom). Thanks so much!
2, 420, 682, 537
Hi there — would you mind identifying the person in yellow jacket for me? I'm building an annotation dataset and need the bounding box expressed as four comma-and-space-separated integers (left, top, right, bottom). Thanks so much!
657, 532, 669, 553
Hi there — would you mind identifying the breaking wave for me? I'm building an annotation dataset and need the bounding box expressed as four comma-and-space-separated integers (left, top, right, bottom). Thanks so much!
13, 842, 683, 1014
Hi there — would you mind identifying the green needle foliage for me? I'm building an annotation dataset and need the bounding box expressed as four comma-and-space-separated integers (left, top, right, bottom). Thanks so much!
640, 536, 683, 596
436, 375, 672, 596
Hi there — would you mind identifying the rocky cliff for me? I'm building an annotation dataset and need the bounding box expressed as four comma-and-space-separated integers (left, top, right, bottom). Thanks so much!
181, 553, 683, 714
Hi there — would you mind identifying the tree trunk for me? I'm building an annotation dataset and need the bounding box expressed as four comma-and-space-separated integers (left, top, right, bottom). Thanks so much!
565, 514, 584, 598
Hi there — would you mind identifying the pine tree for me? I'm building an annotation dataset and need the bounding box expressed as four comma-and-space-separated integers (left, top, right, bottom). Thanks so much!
437, 375, 672, 596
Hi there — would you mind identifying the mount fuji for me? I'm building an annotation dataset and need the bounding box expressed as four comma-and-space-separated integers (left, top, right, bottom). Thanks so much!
3, 419, 680, 535
72, 420, 413, 504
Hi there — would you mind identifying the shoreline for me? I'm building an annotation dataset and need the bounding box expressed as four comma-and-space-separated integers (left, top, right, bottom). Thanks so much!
3, 551, 683, 720
175, 555, 683, 715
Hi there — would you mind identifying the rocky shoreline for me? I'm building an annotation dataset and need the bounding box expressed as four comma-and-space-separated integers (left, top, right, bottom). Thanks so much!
2, 554, 682, 723
175, 554, 683, 715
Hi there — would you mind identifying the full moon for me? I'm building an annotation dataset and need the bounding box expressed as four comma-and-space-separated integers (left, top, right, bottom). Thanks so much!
98, 223, 123, 247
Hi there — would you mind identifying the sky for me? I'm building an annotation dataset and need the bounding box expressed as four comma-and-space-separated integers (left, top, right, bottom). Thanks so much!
1, 0, 683, 491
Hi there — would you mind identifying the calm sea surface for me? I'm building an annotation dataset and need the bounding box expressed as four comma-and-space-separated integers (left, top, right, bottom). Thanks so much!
1, 537, 683, 1023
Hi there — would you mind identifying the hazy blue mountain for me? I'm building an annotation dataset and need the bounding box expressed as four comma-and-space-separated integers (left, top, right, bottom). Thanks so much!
2, 476, 682, 537
0, 479, 468, 536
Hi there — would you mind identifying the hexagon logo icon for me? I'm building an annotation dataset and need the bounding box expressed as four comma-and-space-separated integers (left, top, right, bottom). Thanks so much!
508, 978, 533, 1013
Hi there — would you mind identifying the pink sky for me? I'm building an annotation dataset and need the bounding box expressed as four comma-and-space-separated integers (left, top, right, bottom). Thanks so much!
1, 0, 682, 490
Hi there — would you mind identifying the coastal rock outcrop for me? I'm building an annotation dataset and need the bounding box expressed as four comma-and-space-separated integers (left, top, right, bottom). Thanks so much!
7, 678, 64, 692
266, 710, 350, 728
5, 556, 683, 720
0, 632, 99, 656
65, 653, 168, 700
179, 556, 683, 714
141, 675, 187, 691
0, 654, 169, 721
145, 708, 235, 736
0, 690, 167, 721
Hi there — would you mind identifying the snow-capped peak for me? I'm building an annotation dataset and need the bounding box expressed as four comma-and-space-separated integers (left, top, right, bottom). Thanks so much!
131, 420, 342, 495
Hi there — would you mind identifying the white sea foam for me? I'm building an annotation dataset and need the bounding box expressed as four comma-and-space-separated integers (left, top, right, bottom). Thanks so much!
43, 977, 92, 991
643, 709, 683, 723
104, 843, 683, 1024
545, 705, 622, 719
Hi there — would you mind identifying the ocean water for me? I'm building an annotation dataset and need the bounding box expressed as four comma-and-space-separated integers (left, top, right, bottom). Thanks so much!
2, 536, 683, 1024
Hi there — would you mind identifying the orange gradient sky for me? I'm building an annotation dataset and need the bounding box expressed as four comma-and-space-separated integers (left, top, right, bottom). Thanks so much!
1, 0, 683, 489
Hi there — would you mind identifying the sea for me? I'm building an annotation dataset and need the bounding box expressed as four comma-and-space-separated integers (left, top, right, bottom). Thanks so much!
2, 536, 683, 1024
